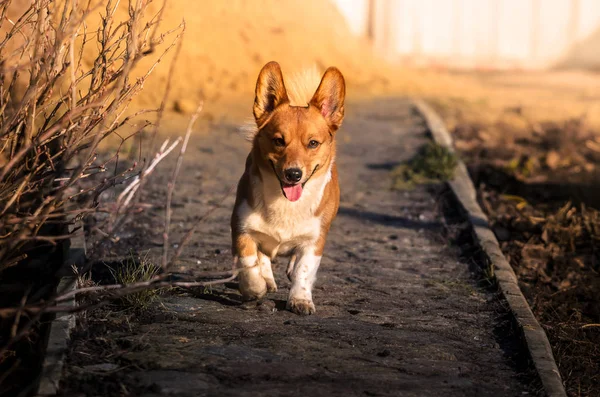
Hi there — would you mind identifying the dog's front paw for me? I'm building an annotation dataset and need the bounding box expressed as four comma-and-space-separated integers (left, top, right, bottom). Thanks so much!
238, 266, 267, 301
287, 297, 316, 315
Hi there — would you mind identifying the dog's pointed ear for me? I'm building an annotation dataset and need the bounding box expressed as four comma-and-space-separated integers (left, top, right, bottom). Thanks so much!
253, 61, 289, 125
310, 67, 345, 132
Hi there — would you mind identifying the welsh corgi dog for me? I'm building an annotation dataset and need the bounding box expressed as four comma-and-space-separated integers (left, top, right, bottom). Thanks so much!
231, 61, 345, 315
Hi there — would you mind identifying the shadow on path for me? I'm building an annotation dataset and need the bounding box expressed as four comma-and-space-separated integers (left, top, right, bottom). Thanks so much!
337, 206, 439, 230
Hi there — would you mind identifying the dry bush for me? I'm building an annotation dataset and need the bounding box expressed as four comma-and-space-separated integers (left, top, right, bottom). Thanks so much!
0, 4, 237, 387
0, 0, 182, 273
0, 0, 186, 393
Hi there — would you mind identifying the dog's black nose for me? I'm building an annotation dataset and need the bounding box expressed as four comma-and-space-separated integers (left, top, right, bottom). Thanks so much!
284, 168, 303, 183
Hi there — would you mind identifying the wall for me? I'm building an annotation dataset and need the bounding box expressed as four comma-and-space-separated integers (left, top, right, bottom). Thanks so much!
332, 0, 600, 69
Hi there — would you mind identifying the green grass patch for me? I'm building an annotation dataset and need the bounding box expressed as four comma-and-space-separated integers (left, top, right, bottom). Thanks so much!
391, 142, 458, 190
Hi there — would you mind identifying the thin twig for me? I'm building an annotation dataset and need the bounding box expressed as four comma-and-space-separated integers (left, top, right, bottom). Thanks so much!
582, 324, 600, 329
10, 287, 31, 338
162, 102, 203, 270
0, 269, 239, 318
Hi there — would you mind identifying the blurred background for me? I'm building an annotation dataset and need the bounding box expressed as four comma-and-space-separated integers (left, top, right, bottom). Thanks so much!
340, 0, 600, 70
6, 0, 600, 125
104, 0, 600, 131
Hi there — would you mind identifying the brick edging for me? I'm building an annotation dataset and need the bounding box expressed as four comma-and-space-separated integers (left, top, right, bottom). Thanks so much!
413, 99, 566, 397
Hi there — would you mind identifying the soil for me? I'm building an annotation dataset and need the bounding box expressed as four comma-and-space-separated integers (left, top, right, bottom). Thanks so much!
61, 99, 539, 396
445, 106, 600, 397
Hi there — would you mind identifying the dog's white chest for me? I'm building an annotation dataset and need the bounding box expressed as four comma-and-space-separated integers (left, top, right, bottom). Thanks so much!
238, 196, 321, 256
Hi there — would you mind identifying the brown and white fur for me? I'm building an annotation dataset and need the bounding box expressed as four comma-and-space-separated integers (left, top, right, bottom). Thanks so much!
231, 61, 345, 315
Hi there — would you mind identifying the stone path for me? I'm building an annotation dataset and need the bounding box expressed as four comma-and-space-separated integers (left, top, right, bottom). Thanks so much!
63, 99, 536, 396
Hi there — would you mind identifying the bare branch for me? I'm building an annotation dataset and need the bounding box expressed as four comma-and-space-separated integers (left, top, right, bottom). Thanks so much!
162, 101, 203, 270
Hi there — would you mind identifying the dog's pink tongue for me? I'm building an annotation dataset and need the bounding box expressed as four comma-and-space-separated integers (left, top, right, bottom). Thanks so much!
283, 184, 303, 202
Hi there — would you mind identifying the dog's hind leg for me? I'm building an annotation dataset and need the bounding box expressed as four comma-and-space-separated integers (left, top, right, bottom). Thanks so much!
258, 251, 277, 293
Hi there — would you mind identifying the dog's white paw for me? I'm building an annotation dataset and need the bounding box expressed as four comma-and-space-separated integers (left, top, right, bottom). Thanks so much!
287, 297, 316, 315
238, 266, 267, 301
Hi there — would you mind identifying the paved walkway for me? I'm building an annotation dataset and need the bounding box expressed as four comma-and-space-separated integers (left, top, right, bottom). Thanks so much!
64, 99, 534, 396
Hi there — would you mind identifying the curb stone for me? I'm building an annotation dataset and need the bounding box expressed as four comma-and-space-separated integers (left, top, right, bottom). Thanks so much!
413, 99, 567, 397
36, 223, 86, 396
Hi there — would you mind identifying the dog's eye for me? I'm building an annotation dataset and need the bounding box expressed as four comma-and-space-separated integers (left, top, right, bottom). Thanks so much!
308, 140, 320, 149
273, 137, 285, 147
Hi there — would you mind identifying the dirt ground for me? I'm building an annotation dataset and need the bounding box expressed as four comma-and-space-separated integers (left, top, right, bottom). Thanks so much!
61, 99, 539, 396
436, 95, 600, 396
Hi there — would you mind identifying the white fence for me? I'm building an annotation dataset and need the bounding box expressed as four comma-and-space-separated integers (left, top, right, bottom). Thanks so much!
333, 0, 600, 69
